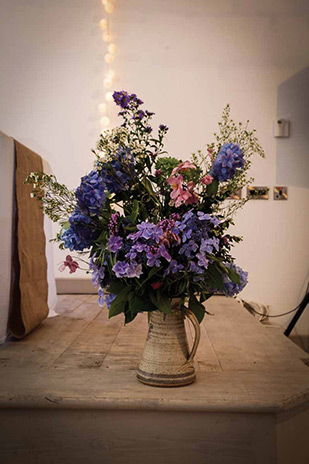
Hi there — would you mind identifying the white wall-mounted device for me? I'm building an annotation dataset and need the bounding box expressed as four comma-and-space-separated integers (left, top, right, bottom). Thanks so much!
273, 119, 290, 138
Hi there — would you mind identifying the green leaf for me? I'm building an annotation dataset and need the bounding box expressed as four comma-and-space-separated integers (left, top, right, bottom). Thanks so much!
129, 295, 157, 314
157, 291, 172, 314
108, 287, 132, 318
107, 281, 127, 295
125, 310, 137, 324
149, 291, 160, 309
188, 294, 205, 323
206, 179, 219, 196
128, 199, 139, 225
207, 264, 225, 290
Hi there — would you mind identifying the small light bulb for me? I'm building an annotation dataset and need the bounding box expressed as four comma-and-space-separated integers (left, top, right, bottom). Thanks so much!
101, 0, 108, 5
98, 102, 107, 113
108, 43, 116, 54
107, 69, 115, 79
100, 116, 110, 127
103, 78, 113, 89
105, 2, 115, 14
105, 53, 115, 64
105, 92, 113, 102
102, 32, 111, 43
99, 19, 108, 31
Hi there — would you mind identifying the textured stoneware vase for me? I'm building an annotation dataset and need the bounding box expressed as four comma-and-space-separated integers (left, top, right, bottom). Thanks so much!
137, 298, 201, 387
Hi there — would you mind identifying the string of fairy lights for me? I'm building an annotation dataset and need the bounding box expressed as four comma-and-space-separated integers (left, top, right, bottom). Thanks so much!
98, 0, 117, 131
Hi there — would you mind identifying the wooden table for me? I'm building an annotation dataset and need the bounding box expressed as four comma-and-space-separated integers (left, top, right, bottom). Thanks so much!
0, 295, 308, 464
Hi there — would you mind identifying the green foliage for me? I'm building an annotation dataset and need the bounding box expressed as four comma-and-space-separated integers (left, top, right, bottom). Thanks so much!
25, 172, 76, 232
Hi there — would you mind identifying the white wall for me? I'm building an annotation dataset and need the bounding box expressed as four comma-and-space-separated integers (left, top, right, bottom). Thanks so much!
1, 0, 308, 339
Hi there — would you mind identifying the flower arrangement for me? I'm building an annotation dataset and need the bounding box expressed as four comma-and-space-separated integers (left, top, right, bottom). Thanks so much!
26, 91, 264, 324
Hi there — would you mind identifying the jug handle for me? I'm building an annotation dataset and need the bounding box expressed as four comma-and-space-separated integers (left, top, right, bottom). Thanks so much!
185, 310, 201, 362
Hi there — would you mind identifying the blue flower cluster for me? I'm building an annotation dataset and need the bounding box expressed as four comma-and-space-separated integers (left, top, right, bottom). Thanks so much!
222, 263, 248, 296
76, 170, 106, 215
99, 148, 133, 194
211, 143, 245, 182
61, 210, 100, 251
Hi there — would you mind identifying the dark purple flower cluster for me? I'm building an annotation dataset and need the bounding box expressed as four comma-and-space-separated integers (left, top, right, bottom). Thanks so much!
113, 91, 143, 109
61, 210, 100, 251
75, 170, 106, 215
211, 143, 245, 182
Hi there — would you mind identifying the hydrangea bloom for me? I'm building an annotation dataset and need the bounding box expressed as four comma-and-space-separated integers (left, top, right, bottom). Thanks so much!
211, 143, 245, 182
75, 170, 106, 215
99, 149, 133, 194
61, 210, 100, 251
222, 263, 248, 296
107, 235, 123, 253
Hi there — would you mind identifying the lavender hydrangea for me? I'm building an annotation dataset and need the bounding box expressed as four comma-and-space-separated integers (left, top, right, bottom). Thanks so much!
211, 143, 245, 182
75, 170, 106, 215
222, 263, 248, 296
107, 235, 123, 253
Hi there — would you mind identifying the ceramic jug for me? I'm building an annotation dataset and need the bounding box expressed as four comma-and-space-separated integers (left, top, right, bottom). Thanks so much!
137, 298, 201, 387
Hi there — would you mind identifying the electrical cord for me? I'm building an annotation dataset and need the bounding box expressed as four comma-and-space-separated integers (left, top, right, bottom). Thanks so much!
241, 282, 309, 318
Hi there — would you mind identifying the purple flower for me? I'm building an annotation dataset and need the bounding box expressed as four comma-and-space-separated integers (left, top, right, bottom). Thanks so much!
112, 261, 129, 278
113, 91, 144, 109
200, 237, 219, 254
107, 235, 123, 253
134, 110, 145, 120
189, 261, 203, 274
98, 288, 116, 308
109, 212, 119, 235
158, 244, 172, 262
159, 124, 169, 131
197, 212, 221, 226
179, 240, 198, 257
211, 143, 245, 182
146, 249, 161, 268
126, 262, 143, 278
113, 91, 131, 109
164, 260, 184, 276
89, 258, 105, 287
196, 251, 209, 269
129, 222, 163, 243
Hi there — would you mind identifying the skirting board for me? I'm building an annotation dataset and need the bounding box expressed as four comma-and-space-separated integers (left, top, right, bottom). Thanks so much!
56, 278, 96, 294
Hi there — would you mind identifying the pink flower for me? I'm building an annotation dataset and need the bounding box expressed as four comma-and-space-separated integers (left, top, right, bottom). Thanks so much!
200, 175, 213, 186
167, 174, 199, 207
171, 161, 197, 176
184, 181, 199, 205
59, 255, 79, 274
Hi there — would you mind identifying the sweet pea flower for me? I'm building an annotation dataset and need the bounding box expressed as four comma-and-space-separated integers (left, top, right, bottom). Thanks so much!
171, 161, 197, 176
58, 255, 79, 274
200, 175, 213, 186
184, 181, 198, 206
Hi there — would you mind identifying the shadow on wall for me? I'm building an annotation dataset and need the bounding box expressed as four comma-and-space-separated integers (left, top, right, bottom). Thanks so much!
276, 67, 309, 188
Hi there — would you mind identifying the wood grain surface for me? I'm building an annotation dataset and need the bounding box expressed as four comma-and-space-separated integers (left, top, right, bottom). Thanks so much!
0, 295, 308, 413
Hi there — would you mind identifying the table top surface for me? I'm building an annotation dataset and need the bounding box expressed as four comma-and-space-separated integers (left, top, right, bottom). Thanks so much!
0, 295, 308, 413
